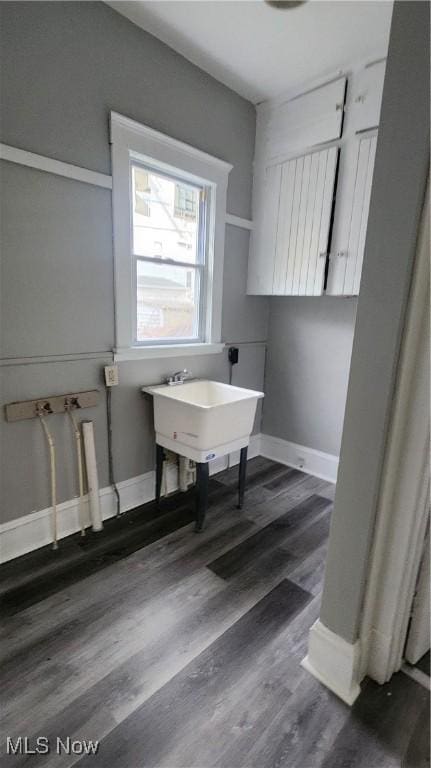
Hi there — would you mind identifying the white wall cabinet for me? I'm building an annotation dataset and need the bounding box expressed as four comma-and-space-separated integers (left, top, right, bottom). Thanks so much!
248, 60, 385, 297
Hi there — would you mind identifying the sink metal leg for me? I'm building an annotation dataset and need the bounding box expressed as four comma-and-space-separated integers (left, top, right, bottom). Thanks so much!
195, 461, 209, 533
155, 444, 164, 507
238, 446, 248, 509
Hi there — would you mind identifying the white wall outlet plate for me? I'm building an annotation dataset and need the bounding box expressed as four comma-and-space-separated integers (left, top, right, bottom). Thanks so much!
104, 365, 119, 387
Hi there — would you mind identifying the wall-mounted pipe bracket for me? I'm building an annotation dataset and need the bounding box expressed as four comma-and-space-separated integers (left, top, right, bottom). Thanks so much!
4, 390, 100, 422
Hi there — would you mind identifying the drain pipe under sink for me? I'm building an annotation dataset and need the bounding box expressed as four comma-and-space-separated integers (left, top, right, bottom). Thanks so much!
66, 404, 86, 537
82, 421, 103, 532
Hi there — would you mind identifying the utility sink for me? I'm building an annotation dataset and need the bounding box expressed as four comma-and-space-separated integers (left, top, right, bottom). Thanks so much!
143, 380, 264, 463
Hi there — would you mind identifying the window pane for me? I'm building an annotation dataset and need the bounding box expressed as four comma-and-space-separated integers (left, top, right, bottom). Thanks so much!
136, 260, 201, 342
132, 165, 201, 264
133, 168, 151, 216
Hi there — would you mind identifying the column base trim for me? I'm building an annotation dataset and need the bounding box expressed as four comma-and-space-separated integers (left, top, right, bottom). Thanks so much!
301, 619, 362, 706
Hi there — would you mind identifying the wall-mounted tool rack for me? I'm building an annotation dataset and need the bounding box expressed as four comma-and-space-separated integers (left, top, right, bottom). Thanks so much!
4, 390, 100, 422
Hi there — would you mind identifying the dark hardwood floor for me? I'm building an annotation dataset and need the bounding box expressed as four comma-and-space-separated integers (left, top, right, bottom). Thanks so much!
0, 458, 429, 768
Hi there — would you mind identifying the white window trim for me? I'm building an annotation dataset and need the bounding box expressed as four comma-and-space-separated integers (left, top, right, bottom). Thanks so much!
110, 112, 232, 361
114, 342, 225, 362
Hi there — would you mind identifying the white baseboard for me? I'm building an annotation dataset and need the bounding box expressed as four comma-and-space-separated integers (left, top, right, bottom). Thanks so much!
301, 619, 362, 705
260, 434, 338, 484
0, 472, 155, 564
401, 663, 431, 692
0, 434, 261, 564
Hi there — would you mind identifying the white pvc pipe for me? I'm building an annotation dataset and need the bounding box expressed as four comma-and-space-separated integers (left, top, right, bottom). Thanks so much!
38, 413, 58, 550
82, 421, 103, 532
67, 409, 86, 536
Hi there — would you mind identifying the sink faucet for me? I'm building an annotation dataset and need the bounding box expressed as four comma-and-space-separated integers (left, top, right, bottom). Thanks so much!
166, 369, 193, 386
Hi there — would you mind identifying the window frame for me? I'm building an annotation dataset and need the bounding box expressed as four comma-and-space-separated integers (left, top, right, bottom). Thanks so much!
110, 112, 232, 361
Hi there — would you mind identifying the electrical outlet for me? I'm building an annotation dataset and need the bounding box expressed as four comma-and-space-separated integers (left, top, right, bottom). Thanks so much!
297, 456, 305, 468
104, 365, 119, 387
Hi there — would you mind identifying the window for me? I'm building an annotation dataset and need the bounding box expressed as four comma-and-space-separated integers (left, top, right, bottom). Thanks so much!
110, 112, 232, 360
132, 165, 205, 343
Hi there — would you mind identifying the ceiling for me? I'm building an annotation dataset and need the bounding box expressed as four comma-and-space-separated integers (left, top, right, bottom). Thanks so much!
107, 1, 393, 104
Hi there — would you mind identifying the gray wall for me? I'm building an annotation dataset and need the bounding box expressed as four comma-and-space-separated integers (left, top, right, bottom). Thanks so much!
320, 0, 430, 643
263, 298, 357, 456
0, 1, 254, 219
0, 1, 268, 524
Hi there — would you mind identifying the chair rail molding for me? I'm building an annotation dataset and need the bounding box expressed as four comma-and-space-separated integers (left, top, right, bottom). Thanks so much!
0, 143, 113, 189
225, 213, 253, 230
0, 142, 252, 230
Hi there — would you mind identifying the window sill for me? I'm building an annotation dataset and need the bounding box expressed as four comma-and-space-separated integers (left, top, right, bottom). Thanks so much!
113, 342, 225, 362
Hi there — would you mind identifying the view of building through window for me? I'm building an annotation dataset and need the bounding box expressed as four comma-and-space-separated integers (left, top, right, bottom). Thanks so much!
132, 165, 204, 342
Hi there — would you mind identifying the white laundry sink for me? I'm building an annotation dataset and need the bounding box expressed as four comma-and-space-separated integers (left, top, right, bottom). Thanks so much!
143, 380, 264, 462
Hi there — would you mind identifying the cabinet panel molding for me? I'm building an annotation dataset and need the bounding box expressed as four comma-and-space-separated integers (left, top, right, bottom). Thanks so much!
298, 152, 319, 295
284, 155, 304, 294
292, 153, 312, 293
306, 150, 330, 295
273, 159, 296, 293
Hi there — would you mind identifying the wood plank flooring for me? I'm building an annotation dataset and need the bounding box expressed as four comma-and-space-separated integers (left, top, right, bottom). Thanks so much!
0, 457, 429, 768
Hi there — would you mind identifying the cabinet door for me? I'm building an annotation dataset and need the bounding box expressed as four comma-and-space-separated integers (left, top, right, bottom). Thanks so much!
327, 133, 377, 295
351, 134, 377, 295
275, 146, 338, 296
247, 163, 282, 294
266, 77, 346, 159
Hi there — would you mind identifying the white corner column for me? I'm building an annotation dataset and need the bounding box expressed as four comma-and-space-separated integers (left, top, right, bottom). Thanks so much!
301, 1, 429, 707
